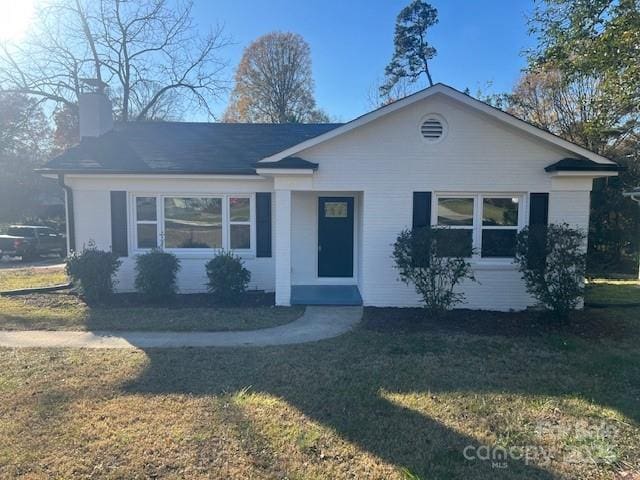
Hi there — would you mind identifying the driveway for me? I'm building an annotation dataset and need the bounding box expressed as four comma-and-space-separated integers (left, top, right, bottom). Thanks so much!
0, 306, 362, 349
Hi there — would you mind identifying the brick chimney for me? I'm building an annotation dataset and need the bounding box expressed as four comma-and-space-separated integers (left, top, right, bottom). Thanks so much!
79, 91, 113, 138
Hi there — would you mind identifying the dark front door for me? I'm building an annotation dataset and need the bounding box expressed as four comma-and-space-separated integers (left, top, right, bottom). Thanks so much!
318, 197, 354, 277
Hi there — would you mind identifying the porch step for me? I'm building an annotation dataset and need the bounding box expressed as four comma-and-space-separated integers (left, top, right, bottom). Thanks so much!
291, 285, 363, 306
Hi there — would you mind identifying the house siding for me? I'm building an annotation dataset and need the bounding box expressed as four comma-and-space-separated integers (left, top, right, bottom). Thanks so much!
65, 93, 599, 310
291, 94, 594, 310
67, 176, 276, 293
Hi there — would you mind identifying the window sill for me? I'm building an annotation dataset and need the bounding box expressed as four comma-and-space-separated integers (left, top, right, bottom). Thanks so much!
470, 259, 517, 271
130, 249, 256, 260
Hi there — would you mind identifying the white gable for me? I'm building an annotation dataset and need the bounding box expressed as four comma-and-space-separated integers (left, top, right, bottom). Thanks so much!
261, 84, 614, 166
289, 92, 590, 193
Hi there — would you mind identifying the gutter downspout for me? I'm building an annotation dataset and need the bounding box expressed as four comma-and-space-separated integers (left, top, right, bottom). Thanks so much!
58, 174, 76, 254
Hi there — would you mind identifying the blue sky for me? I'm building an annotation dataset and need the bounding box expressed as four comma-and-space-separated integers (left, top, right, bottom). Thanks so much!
193, 0, 536, 122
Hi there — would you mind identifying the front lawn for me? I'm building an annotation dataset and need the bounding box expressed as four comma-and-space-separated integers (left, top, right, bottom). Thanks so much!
0, 266, 68, 291
0, 304, 639, 478
586, 278, 640, 305
0, 294, 303, 331
0, 265, 302, 331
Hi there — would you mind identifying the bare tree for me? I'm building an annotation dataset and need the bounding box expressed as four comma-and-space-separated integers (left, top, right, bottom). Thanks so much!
366, 76, 415, 109
0, 0, 229, 121
507, 68, 635, 155
224, 32, 327, 123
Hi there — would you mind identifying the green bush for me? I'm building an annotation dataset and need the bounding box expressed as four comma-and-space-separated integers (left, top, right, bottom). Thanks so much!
66, 242, 121, 304
392, 227, 476, 316
205, 251, 251, 304
515, 223, 587, 319
134, 250, 181, 303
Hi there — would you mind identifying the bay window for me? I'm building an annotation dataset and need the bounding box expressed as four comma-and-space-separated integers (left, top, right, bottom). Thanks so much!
133, 194, 253, 253
434, 194, 523, 259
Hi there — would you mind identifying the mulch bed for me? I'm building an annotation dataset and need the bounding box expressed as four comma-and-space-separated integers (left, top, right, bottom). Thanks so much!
363, 306, 628, 340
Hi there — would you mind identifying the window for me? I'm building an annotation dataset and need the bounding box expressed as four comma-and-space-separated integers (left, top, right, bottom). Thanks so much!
133, 194, 253, 252
229, 197, 250, 249
135, 197, 158, 249
324, 201, 348, 218
436, 197, 474, 256
164, 197, 222, 249
7, 227, 35, 238
434, 194, 523, 259
481, 197, 519, 257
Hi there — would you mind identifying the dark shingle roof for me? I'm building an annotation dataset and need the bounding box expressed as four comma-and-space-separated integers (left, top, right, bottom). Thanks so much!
41, 122, 342, 175
255, 157, 318, 170
545, 157, 623, 173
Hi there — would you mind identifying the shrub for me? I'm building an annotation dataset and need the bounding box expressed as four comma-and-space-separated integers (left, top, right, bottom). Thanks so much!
514, 223, 587, 319
134, 250, 181, 303
65, 241, 121, 304
205, 251, 251, 304
393, 227, 476, 316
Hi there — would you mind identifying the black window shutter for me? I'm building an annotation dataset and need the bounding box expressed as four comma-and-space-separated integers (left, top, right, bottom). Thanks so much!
528, 193, 549, 269
529, 193, 549, 226
256, 192, 272, 257
110, 191, 128, 257
412, 192, 432, 229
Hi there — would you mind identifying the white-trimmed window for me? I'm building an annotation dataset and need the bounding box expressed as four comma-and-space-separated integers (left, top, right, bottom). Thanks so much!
164, 197, 223, 249
436, 196, 475, 257
480, 197, 520, 257
132, 194, 253, 253
135, 197, 159, 249
434, 194, 524, 259
228, 197, 251, 249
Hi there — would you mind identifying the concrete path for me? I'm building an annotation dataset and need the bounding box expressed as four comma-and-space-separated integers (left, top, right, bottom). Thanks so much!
0, 306, 362, 349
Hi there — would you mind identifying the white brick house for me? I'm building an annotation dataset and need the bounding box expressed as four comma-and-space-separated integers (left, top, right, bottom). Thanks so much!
42, 84, 620, 310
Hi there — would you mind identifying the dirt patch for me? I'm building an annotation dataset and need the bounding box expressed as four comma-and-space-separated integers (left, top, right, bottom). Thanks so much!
363, 307, 629, 340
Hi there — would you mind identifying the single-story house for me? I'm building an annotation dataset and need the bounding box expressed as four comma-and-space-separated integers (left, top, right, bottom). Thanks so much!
41, 83, 621, 310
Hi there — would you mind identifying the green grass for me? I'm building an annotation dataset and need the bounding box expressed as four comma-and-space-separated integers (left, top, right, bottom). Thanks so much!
586, 279, 640, 305
0, 281, 639, 478
0, 266, 302, 331
0, 305, 638, 479
0, 266, 68, 291
0, 295, 302, 331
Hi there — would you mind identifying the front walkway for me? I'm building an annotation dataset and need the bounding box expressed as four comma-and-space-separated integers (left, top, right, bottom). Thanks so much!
0, 306, 362, 349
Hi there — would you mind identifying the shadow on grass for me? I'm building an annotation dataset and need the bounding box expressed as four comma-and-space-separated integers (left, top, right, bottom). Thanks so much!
119, 298, 640, 478
0, 292, 302, 332
121, 336, 604, 478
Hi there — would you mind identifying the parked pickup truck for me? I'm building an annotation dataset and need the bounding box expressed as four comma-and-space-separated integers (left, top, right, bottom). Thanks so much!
0, 226, 66, 261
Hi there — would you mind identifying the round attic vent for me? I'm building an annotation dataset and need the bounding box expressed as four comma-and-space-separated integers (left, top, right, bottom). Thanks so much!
419, 115, 447, 143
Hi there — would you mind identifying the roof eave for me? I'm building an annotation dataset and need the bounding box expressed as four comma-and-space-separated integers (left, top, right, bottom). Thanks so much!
255, 168, 316, 176
544, 164, 624, 173
36, 168, 260, 176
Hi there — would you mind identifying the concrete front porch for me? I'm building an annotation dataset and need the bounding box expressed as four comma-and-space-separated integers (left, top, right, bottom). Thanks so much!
291, 285, 363, 306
